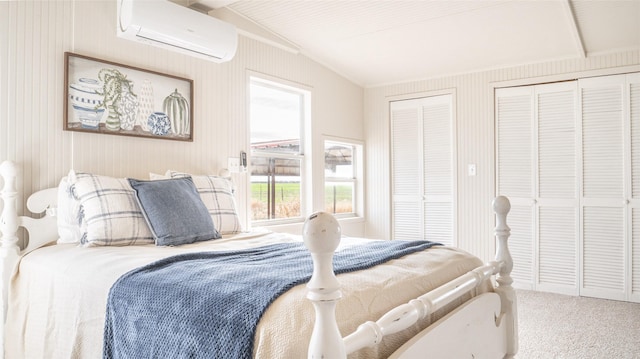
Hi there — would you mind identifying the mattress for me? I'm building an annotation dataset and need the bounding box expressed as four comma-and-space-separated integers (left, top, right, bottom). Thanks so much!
6, 230, 489, 359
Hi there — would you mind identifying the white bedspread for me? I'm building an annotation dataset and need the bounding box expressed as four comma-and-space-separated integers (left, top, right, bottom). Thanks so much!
6, 231, 489, 359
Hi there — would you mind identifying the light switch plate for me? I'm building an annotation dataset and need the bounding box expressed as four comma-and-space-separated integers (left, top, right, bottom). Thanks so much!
468, 164, 477, 176
228, 157, 240, 173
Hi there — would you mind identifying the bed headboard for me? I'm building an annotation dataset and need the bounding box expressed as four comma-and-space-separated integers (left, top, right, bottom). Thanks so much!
0, 161, 59, 355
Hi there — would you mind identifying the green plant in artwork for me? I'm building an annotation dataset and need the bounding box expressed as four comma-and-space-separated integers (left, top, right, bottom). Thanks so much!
96, 68, 137, 131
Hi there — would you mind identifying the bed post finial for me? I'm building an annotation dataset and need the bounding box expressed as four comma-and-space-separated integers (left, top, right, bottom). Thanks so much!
303, 211, 346, 359
492, 195, 518, 358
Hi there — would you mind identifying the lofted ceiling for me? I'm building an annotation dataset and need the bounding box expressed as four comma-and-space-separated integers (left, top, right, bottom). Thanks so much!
186, 0, 640, 87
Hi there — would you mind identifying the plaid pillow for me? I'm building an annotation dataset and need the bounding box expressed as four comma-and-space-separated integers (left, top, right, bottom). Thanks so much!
70, 171, 154, 246
168, 171, 242, 234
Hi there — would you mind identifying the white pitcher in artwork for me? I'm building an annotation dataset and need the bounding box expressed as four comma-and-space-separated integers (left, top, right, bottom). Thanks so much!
136, 79, 154, 132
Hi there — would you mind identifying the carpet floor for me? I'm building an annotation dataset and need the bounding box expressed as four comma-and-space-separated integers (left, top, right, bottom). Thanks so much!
516, 289, 640, 358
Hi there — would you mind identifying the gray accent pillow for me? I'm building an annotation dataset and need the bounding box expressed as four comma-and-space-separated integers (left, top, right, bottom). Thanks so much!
128, 177, 221, 246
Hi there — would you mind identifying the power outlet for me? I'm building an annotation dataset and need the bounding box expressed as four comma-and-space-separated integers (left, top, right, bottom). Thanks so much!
228, 157, 240, 173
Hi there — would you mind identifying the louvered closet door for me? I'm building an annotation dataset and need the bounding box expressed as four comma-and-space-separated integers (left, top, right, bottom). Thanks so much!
391, 95, 454, 245
496, 87, 535, 289
535, 82, 579, 295
496, 83, 578, 293
579, 75, 627, 301
391, 102, 423, 240
629, 73, 640, 303
391, 101, 424, 239
422, 95, 454, 245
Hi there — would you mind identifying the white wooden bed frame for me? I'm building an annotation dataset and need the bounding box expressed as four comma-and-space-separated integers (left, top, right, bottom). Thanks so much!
0, 160, 517, 358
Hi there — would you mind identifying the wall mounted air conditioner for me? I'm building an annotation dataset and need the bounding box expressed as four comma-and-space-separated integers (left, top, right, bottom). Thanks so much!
117, 0, 238, 63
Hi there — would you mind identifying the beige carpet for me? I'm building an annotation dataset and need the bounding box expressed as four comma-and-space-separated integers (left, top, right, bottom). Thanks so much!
516, 289, 640, 359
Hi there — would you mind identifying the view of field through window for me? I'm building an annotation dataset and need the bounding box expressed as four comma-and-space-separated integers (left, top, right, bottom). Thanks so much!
249, 163, 354, 220
324, 183, 354, 213
250, 157, 302, 220
250, 181, 353, 220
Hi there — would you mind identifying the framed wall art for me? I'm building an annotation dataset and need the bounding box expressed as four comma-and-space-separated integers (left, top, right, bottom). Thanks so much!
64, 52, 194, 141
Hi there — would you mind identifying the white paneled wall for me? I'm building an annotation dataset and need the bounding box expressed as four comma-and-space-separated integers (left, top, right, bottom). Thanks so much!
2, 1, 640, 256
0, 1, 364, 235
365, 51, 640, 262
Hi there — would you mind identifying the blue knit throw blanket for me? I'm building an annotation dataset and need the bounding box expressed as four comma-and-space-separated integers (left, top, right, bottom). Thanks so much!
102, 240, 439, 359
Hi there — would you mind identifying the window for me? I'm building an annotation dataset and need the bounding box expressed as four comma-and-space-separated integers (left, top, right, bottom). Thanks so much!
324, 138, 362, 217
249, 77, 309, 223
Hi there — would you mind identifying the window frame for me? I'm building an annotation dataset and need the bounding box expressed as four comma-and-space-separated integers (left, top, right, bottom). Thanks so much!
323, 136, 364, 219
248, 75, 311, 226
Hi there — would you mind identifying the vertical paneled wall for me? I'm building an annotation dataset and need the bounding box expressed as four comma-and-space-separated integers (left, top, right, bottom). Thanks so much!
364, 50, 640, 261
1, 1, 76, 220
3, 0, 639, 257
0, 1, 364, 233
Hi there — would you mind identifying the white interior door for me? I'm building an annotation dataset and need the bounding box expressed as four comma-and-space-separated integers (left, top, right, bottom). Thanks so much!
496, 82, 579, 293
579, 74, 627, 301
391, 103, 423, 240
535, 82, 579, 296
628, 73, 640, 303
422, 96, 454, 246
496, 86, 535, 289
391, 95, 455, 245
497, 72, 640, 302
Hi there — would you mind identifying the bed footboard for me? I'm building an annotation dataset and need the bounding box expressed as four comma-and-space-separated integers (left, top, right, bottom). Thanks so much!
303, 196, 517, 359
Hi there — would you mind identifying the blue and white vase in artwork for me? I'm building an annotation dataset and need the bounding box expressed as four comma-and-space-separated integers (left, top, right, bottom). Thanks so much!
68, 78, 105, 129
147, 112, 171, 135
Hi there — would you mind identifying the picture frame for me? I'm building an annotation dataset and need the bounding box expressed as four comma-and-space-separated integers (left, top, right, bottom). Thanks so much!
64, 52, 194, 141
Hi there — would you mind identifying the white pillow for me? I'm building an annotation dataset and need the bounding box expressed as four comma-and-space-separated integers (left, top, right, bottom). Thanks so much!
168, 171, 242, 234
56, 176, 83, 244
70, 171, 154, 246
149, 172, 170, 180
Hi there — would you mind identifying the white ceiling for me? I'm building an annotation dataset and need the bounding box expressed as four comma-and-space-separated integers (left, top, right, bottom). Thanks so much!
192, 0, 640, 87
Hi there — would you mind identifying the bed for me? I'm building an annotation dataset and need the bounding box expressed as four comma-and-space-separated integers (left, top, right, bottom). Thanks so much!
0, 160, 517, 358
